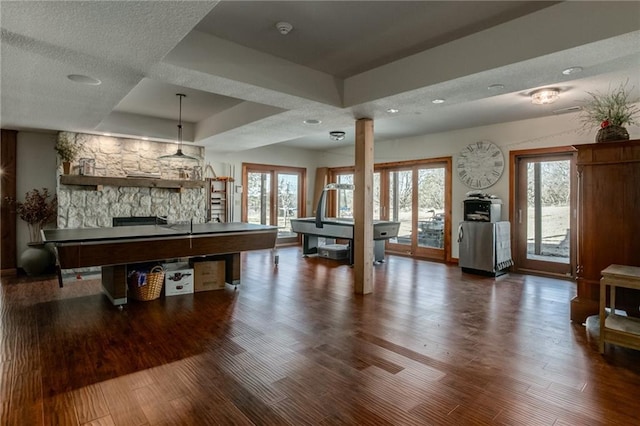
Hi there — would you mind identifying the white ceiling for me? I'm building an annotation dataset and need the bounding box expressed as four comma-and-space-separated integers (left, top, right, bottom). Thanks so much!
1, 1, 639, 152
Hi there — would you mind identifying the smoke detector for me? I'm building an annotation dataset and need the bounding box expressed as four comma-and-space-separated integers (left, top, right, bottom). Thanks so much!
276, 21, 293, 35
329, 131, 346, 141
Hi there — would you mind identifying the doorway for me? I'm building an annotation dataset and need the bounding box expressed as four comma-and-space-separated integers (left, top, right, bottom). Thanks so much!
385, 164, 449, 260
329, 158, 451, 262
512, 149, 576, 278
242, 163, 306, 245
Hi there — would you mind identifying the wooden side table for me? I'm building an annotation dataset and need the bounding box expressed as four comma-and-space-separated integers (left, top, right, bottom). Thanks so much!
599, 264, 640, 353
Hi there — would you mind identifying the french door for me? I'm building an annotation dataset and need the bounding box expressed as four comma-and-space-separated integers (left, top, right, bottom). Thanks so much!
385, 163, 449, 261
242, 163, 306, 245
513, 150, 575, 277
330, 159, 451, 262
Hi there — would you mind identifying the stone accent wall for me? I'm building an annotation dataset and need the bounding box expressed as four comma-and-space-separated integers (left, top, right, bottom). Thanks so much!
57, 132, 206, 228
65, 132, 204, 179
57, 186, 206, 228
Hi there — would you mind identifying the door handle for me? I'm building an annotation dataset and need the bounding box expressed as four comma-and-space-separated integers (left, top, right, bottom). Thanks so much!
518, 209, 522, 224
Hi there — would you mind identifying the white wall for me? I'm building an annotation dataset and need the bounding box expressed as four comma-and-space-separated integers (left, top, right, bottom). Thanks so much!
16, 131, 58, 263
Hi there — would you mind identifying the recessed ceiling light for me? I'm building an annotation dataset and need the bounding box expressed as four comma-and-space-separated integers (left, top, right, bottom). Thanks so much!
304, 119, 321, 125
488, 84, 504, 90
67, 74, 101, 85
432, 99, 445, 104
562, 66, 583, 75
386, 108, 399, 114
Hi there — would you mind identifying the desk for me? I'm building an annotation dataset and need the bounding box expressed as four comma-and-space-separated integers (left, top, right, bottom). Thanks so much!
599, 264, 640, 353
43, 222, 278, 305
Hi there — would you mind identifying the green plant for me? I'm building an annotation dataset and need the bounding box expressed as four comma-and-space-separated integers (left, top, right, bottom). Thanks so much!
55, 132, 81, 162
7, 188, 58, 243
580, 81, 640, 130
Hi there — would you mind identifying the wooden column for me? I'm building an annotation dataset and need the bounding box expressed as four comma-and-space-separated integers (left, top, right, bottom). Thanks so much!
353, 119, 374, 294
312, 167, 328, 215
1, 129, 17, 275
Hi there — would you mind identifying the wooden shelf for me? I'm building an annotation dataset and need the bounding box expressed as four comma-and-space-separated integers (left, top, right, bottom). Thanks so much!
60, 175, 206, 190
207, 177, 231, 222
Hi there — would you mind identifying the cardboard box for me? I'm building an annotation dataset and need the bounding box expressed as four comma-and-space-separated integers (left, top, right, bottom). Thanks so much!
192, 260, 226, 292
162, 262, 194, 296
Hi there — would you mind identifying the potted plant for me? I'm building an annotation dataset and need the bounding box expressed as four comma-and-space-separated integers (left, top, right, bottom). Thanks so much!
580, 81, 640, 143
55, 132, 81, 174
7, 188, 58, 276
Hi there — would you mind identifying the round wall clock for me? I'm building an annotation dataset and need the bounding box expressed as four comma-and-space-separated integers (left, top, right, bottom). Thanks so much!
457, 140, 504, 189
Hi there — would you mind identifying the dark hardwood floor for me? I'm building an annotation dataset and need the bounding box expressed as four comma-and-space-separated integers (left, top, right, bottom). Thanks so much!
2, 247, 639, 425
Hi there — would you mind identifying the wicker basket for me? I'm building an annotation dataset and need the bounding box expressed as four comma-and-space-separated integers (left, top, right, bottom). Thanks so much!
128, 265, 164, 301
596, 125, 629, 143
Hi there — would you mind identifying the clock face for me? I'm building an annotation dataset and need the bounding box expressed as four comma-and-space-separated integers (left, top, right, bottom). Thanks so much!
457, 141, 504, 189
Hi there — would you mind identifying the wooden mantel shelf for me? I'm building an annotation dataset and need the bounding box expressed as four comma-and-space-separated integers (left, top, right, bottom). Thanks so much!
60, 175, 206, 190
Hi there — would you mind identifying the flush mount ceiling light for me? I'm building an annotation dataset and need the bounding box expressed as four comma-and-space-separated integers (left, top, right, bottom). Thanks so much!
530, 88, 560, 105
67, 74, 101, 85
329, 131, 346, 141
386, 108, 399, 114
432, 98, 445, 104
159, 94, 199, 161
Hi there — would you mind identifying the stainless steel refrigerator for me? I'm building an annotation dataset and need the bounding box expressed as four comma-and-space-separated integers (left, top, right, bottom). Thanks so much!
458, 221, 512, 276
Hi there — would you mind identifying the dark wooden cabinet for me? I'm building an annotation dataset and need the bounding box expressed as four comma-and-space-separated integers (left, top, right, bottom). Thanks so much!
571, 139, 640, 323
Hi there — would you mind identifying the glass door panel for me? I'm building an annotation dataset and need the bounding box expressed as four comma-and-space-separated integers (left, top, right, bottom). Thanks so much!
247, 172, 271, 226
417, 167, 445, 250
276, 172, 300, 239
388, 170, 413, 249
526, 160, 570, 263
515, 154, 574, 277
330, 172, 380, 220
373, 172, 381, 221
336, 174, 354, 219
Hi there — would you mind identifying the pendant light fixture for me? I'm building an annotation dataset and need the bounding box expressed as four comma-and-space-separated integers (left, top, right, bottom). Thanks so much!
159, 93, 199, 161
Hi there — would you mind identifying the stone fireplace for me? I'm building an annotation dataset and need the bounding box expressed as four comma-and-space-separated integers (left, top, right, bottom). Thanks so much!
56, 132, 206, 229
57, 184, 205, 228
